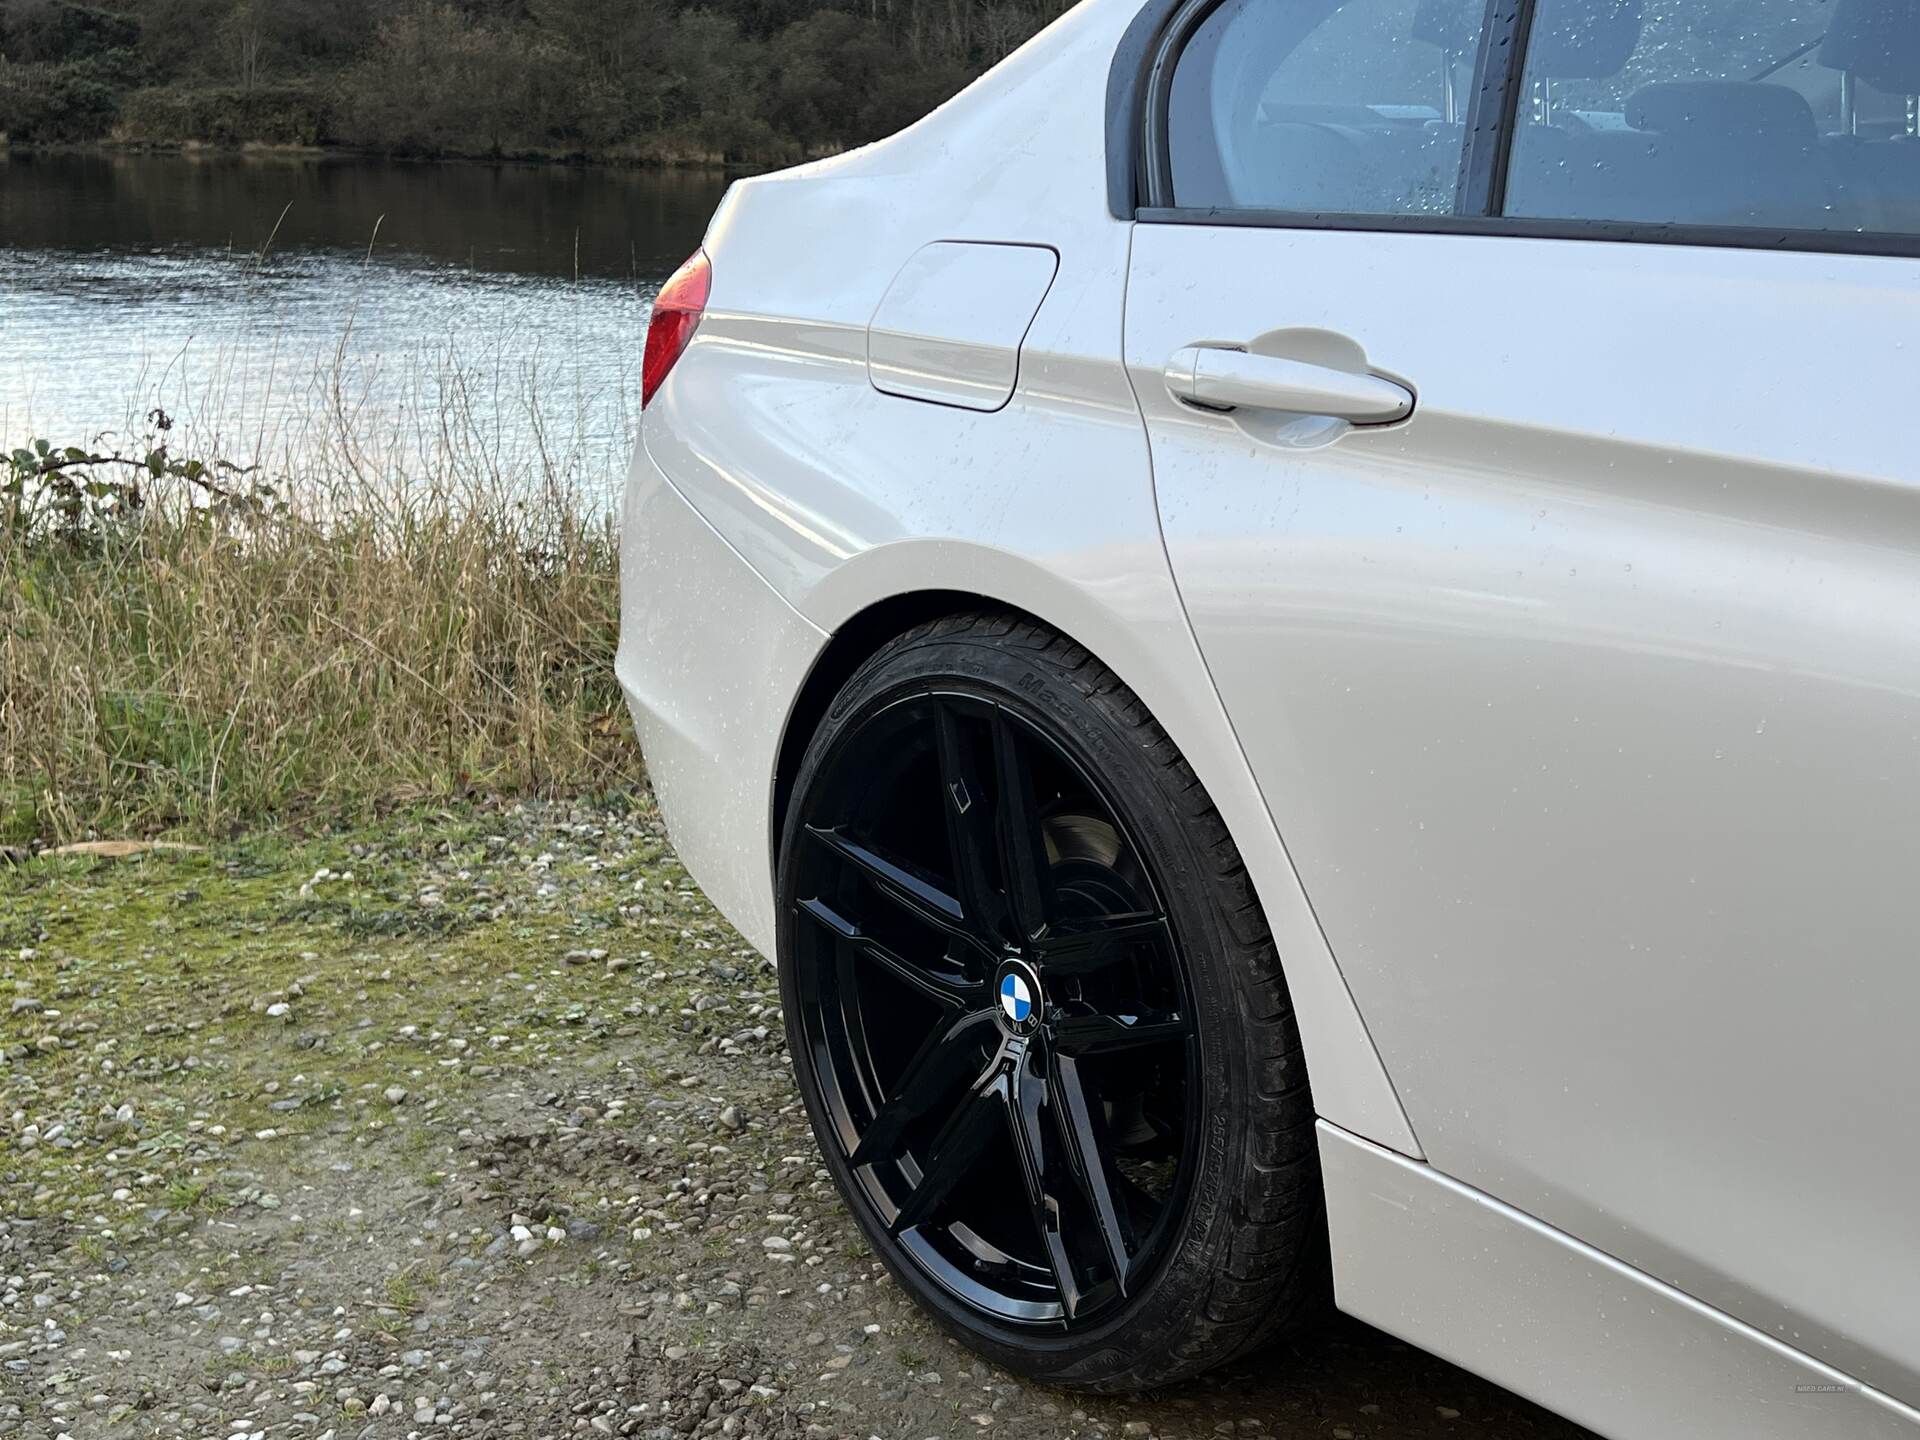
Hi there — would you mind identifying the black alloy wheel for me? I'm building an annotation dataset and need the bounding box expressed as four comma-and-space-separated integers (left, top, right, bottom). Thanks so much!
777, 614, 1325, 1390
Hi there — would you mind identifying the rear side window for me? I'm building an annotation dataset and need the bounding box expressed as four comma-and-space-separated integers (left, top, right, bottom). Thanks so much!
1166, 0, 1490, 214
1505, 0, 1920, 233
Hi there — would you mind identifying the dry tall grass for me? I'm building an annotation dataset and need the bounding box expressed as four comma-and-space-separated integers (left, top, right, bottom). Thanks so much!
1, 374, 642, 845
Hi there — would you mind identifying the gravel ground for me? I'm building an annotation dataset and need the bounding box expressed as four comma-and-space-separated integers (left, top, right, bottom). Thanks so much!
0, 799, 1594, 1440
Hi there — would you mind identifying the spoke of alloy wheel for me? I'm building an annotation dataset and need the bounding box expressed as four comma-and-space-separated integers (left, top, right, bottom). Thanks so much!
933, 702, 1010, 944
824, 936, 898, 1161
805, 825, 976, 948
1007, 1040, 1089, 1319
1050, 1050, 1136, 1298
1051, 1006, 1192, 1056
849, 1009, 1000, 1168
890, 1066, 1008, 1236
992, 708, 1054, 943
1031, 913, 1172, 977
797, 897, 983, 1009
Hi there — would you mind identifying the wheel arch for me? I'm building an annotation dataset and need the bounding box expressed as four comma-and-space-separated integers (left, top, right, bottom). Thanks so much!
769, 558, 1423, 1161
772, 588, 1015, 875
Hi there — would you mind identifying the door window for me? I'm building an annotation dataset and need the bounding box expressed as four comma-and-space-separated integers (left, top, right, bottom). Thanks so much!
1166, 0, 1490, 214
1504, 0, 1920, 233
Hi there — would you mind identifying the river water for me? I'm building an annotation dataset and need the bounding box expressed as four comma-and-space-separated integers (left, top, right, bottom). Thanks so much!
0, 152, 730, 502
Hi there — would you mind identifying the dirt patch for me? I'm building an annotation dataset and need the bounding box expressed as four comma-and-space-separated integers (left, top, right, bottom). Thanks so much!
0, 800, 1591, 1439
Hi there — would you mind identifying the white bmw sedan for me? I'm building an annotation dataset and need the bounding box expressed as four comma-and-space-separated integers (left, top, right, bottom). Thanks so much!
617, 0, 1920, 1433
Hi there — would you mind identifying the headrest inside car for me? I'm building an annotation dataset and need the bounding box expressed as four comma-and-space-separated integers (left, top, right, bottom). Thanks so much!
1819, 0, 1920, 96
1626, 81, 1819, 146
1530, 0, 1644, 79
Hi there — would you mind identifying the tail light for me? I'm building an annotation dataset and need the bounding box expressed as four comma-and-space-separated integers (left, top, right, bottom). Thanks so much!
641, 248, 711, 408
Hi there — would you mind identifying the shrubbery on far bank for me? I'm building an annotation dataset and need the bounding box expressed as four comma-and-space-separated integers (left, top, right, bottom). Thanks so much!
0, 0, 1070, 166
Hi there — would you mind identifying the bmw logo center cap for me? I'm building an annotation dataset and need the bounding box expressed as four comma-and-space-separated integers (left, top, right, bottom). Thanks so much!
996, 962, 1042, 1033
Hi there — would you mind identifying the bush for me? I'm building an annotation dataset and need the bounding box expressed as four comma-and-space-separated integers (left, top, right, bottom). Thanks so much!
0, 53, 126, 142
116, 79, 334, 146
0, 0, 140, 64
337, 5, 551, 158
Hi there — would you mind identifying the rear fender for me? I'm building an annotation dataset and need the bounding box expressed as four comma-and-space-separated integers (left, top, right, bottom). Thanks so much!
797, 544, 1424, 1159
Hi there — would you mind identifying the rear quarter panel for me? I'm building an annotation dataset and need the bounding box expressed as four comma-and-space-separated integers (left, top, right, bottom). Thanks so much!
637, 0, 1421, 1155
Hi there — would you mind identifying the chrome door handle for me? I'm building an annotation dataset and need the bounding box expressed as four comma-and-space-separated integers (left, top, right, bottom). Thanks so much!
1165, 346, 1414, 424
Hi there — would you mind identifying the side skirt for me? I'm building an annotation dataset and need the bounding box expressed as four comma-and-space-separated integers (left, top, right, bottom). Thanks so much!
1319, 1122, 1920, 1440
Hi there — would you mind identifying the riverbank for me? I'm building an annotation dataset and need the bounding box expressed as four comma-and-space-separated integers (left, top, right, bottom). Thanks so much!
0, 798, 1587, 1439
1, 136, 751, 171
0, 0, 983, 172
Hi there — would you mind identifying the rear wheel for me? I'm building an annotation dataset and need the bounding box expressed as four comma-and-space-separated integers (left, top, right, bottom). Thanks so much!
776, 613, 1325, 1390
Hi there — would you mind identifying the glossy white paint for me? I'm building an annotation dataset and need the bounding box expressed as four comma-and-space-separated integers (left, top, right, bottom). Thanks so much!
1320, 1123, 1920, 1440
636, 0, 1420, 1159
615, 0, 1920, 1427
868, 241, 1059, 410
1126, 221, 1920, 1404
615, 445, 826, 952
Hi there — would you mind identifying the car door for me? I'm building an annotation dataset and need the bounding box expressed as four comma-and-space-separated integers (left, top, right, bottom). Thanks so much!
1124, 0, 1920, 1403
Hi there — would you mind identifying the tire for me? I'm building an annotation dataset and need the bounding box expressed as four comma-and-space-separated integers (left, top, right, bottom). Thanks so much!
775, 612, 1326, 1391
